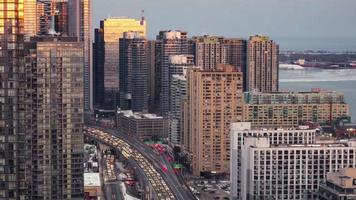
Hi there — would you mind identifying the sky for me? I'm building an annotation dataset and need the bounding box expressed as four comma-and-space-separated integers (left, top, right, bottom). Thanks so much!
93, 0, 356, 43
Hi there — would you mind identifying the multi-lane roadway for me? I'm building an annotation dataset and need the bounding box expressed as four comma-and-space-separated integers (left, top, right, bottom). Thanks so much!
85, 127, 175, 199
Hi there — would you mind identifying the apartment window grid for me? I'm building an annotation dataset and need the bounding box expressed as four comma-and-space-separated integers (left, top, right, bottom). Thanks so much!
248, 148, 356, 200
232, 129, 316, 199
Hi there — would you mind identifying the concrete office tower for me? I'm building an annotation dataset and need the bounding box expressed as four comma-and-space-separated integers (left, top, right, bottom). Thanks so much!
243, 90, 350, 126
247, 35, 279, 92
117, 110, 169, 140
119, 32, 148, 112
193, 35, 226, 69
68, 0, 92, 111
319, 168, 356, 199
25, 36, 84, 199
240, 137, 356, 200
223, 38, 247, 90
155, 31, 191, 115
168, 55, 195, 145
230, 122, 316, 200
147, 40, 157, 112
0, 1, 27, 199
183, 64, 243, 176
168, 55, 194, 107
93, 17, 146, 110
170, 75, 187, 145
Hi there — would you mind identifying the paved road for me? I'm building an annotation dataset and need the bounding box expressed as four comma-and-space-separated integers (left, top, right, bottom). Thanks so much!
85, 126, 175, 199
85, 125, 196, 200
105, 182, 123, 200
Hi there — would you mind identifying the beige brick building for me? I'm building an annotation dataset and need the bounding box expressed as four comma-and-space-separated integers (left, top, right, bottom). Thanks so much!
243, 91, 349, 126
247, 35, 279, 92
183, 64, 243, 176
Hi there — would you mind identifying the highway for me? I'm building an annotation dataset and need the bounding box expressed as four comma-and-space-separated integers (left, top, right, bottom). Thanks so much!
84, 125, 196, 200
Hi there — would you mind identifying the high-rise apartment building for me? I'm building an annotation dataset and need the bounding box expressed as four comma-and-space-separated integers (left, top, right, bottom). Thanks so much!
54, 1, 69, 35
243, 91, 350, 126
36, 0, 57, 35
0, 1, 27, 199
155, 31, 191, 115
170, 75, 187, 145
247, 35, 279, 92
68, 0, 92, 111
240, 137, 356, 200
223, 38, 247, 90
147, 40, 157, 112
25, 36, 84, 199
168, 55, 195, 145
230, 122, 316, 200
24, 0, 38, 37
93, 17, 146, 110
183, 64, 243, 176
193, 35, 226, 70
119, 32, 148, 112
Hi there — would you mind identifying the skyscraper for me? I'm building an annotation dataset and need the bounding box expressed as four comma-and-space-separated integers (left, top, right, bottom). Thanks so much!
147, 40, 157, 112
93, 17, 146, 110
223, 38, 247, 90
247, 35, 279, 92
0, 1, 27, 199
25, 36, 84, 199
155, 31, 191, 115
193, 35, 226, 70
68, 0, 92, 111
170, 75, 187, 145
24, 0, 38, 37
54, 1, 69, 35
183, 64, 243, 176
168, 55, 195, 145
119, 32, 148, 112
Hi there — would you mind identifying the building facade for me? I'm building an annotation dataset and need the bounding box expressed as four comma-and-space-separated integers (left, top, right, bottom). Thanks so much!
183, 64, 243, 176
170, 75, 187, 145
119, 32, 148, 112
223, 38, 247, 90
243, 91, 350, 126
147, 40, 157, 112
25, 36, 84, 199
246, 35, 279, 92
68, 0, 92, 111
117, 110, 168, 140
155, 31, 191, 115
319, 168, 356, 200
93, 17, 146, 110
193, 35, 226, 70
230, 122, 316, 200
240, 137, 356, 200
0, 1, 27, 199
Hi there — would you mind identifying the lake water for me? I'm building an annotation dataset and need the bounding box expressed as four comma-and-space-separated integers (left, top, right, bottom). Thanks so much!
279, 69, 356, 122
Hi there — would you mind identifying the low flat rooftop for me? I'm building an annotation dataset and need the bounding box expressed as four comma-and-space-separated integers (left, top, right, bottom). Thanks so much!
84, 173, 101, 187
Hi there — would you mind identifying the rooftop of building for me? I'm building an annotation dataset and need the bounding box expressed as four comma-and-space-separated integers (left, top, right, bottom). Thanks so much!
231, 122, 315, 132
172, 74, 187, 81
191, 64, 241, 73
326, 168, 356, 189
84, 173, 101, 187
244, 137, 356, 149
118, 110, 163, 120
246, 88, 344, 95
